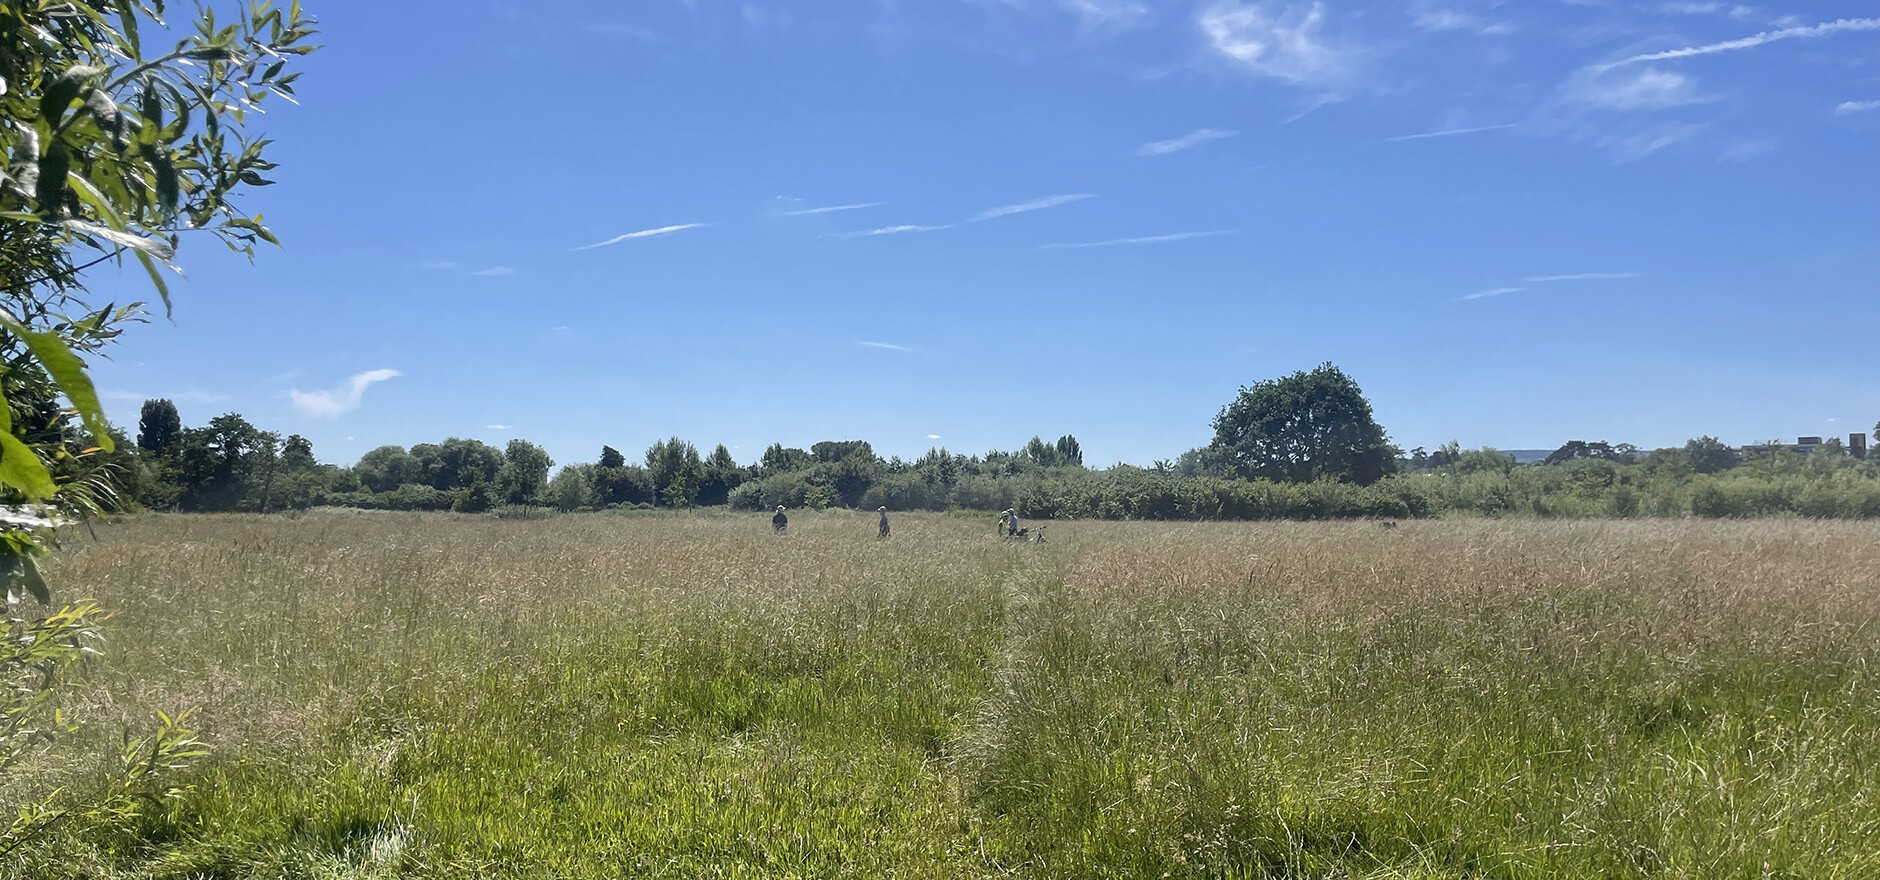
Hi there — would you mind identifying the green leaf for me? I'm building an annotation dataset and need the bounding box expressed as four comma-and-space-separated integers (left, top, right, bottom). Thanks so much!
0, 432, 58, 501
21, 556, 50, 605
151, 153, 180, 211
84, 88, 122, 130
114, 0, 143, 56
39, 66, 99, 130
0, 314, 115, 453
134, 250, 175, 317
63, 220, 177, 261
34, 142, 70, 218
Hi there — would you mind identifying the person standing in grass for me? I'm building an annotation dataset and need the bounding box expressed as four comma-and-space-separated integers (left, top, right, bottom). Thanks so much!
1002, 508, 1020, 538
878, 506, 891, 539
772, 505, 788, 533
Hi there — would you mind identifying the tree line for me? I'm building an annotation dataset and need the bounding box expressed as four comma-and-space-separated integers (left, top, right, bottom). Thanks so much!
110, 364, 1880, 520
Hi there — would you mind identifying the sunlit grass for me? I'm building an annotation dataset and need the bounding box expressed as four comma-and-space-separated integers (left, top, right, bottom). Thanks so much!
10, 511, 1879, 877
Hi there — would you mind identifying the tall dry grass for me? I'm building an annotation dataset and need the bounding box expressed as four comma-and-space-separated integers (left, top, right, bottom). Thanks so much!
7, 510, 1878, 878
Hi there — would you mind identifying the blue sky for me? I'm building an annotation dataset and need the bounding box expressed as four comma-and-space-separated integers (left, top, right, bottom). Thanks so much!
88, 0, 1880, 468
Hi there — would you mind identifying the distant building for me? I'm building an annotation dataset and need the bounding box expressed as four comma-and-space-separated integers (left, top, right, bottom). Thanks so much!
1745, 433, 1867, 459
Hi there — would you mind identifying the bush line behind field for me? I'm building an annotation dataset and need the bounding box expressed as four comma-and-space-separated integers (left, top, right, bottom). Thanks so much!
11, 515, 1880, 878
720, 464, 1880, 522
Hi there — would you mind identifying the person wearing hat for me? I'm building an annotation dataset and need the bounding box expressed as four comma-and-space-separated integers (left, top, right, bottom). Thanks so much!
1002, 508, 1020, 538
772, 505, 788, 533
877, 506, 891, 539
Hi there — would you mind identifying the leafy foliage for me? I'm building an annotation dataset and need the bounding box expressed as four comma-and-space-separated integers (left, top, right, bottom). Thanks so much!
495, 440, 552, 505
0, 1, 317, 854
1544, 440, 1636, 465
645, 437, 703, 507
135, 398, 180, 453
1208, 363, 1398, 486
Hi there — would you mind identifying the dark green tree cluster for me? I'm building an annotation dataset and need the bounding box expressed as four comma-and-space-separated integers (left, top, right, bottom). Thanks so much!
1396, 437, 1880, 519
1202, 363, 1399, 486
133, 401, 354, 512
122, 404, 565, 514
87, 376, 1880, 524
541, 439, 742, 512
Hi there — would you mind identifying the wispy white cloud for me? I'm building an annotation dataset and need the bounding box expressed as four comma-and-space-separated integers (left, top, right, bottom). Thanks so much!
1836, 100, 1880, 114
1525, 272, 1641, 282
1040, 230, 1234, 249
289, 369, 400, 420
1412, 7, 1513, 36
1564, 67, 1707, 111
784, 202, 885, 215
1383, 123, 1517, 142
1461, 287, 1525, 300
1541, 63, 1711, 161
574, 223, 708, 250
469, 267, 517, 277
843, 224, 956, 238
927, 434, 942, 440
1138, 128, 1236, 155
857, 341, 916, 351
836, 194, 1093, 240
1601, 17, 1880, 69
1199, 2, 1352, 88
1658, 2, 1721, 14
971, 194, 1095, 222
1590, 122, 1708, 161
1059, 0, 1148, 31
486, 424, 510, 430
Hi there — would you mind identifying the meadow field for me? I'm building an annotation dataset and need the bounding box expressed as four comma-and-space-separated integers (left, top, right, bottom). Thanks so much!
9, 511, 1880, 878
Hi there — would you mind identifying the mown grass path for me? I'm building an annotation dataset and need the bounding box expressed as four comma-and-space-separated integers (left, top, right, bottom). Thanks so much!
10, 512, 1880, 878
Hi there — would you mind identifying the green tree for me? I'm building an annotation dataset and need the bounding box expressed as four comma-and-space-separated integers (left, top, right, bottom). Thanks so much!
697, 443, 743, 507
136, 399, 181, 454
598, 445, 625, 469
265, 434, 334, 510
1055, 434, 1083, 467
1023, 436, 1062, 467
1545, 440, 1632, 465
280, 435, 316, 470
811, 440, 872, 463
591, 464, 655, 507
811, 446, 879, 508
1208, 363, 1398, 485
916, 447, 961, 486
547, 464, 593, 511
760, 443, 811, 475
171, 413, 274, 511
452, 480, 492, 513
1682, 436, 1740, 474
495, 439, 553, 505
353, 445, 418, 494
411, 438, 502, 491
645, 437, 702, 507
1442, 446, 1516, 475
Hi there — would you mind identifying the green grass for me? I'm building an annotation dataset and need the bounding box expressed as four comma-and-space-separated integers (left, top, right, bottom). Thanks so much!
8, 511, 1880, 877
